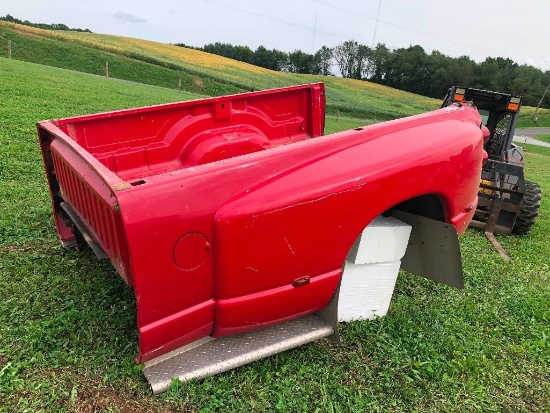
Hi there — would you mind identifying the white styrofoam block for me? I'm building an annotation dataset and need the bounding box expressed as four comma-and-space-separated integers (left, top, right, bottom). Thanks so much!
338, 261, 401, 322
347, 216, 412, 265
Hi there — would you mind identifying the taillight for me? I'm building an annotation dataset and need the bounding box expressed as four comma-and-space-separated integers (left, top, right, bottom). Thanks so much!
454, 88, 466, 102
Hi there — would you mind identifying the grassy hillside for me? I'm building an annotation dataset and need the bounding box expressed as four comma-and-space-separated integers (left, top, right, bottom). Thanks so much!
0, 20, 441, 120
2, 21, 550, 125
3, 20, 549, 125
1, 58, 549, 412
0, 22, 241, 97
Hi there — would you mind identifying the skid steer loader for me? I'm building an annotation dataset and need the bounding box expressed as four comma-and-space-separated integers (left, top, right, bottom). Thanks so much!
442, 87, 541, 258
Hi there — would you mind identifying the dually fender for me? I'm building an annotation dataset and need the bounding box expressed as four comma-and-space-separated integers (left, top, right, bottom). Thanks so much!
214, 119, 482, 304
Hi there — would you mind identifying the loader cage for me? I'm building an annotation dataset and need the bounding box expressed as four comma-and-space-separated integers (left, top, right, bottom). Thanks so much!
441, 86, 535, 237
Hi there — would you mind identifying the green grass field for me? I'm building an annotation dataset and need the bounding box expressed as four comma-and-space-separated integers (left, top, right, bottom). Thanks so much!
1, 58, 549, 412
536, 134, 550, 144
517, 109, 550, 129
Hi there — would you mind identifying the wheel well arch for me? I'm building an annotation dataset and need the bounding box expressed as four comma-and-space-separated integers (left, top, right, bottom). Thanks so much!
386, 193, 446, 222
342, 193, 448, 261
319, 193, 463, 340
341, 192, 461, 287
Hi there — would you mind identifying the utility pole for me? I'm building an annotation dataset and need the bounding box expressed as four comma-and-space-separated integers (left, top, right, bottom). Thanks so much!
372, 0, 382, 47
532, 81, 550, 121
311, 15, 318, 52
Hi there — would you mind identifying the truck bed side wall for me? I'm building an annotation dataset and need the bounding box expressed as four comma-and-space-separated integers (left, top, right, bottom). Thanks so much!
38, 126, 133, 284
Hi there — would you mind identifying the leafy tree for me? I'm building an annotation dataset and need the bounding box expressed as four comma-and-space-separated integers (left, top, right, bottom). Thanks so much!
448, 55, 475, 87
511, 65, 548, 105
173, 38, 549, 108
354, 45, 372, 79
425, 50, 452, 98
495, 57, 518, 91
201, 42, 254, 64
474, 58, 503, 91
313, 46, 333, 75
384, 45, 428, 94
287, 50, 314, 74
333, 40, 359, 78
252, 46, 287, 71
0, 14, 91, 32
369, 43, 390, 83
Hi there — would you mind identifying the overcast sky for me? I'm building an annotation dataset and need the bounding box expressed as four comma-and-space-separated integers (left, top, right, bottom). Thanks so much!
2, 0, 549, 71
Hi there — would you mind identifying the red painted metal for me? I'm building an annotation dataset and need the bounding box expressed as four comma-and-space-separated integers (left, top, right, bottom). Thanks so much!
38, 83, 484, 363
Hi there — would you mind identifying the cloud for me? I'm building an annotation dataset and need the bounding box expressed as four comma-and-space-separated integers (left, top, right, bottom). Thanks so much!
113, 11, 146, 24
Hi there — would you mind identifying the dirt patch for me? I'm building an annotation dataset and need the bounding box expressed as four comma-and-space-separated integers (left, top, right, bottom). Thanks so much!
74, 379, 179, 413
19, 368, 182, 412
0, 242, 56, 254
0, 354, 8, 367
77, 386, 150, 413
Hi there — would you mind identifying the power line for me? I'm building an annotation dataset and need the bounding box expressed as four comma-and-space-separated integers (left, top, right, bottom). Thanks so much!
201, 0, 348, 40
201, 0, 490, 57
311, 0, 488, 52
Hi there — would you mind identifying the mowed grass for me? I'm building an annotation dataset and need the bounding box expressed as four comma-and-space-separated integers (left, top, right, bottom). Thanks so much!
324, 117, 371, 134
1, 58, 549, 412
536, 133, 550, 144
517, 108, 550, 128
0, 58, 198, 247
3, 20, 550, 125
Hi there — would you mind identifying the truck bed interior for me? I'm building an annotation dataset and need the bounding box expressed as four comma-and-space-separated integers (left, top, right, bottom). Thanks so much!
50, 85, 325, 182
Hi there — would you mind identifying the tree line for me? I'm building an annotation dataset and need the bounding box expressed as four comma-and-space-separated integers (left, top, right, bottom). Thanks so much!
0, 14, 91, 32
177, 41, 550, 108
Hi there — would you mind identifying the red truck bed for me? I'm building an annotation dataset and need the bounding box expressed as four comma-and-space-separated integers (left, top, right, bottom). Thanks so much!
38, 83, 484, 377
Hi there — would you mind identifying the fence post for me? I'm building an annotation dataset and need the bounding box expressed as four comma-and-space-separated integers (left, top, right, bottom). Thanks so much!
7, 40, 11, 58
178, 77, 182, 93
105, 61, 109, 78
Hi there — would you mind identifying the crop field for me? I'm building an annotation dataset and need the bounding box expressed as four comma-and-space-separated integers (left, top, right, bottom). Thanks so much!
1, 58, 549, 412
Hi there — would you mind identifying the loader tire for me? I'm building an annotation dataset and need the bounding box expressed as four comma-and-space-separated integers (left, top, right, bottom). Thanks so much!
513, 181, 541, 235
